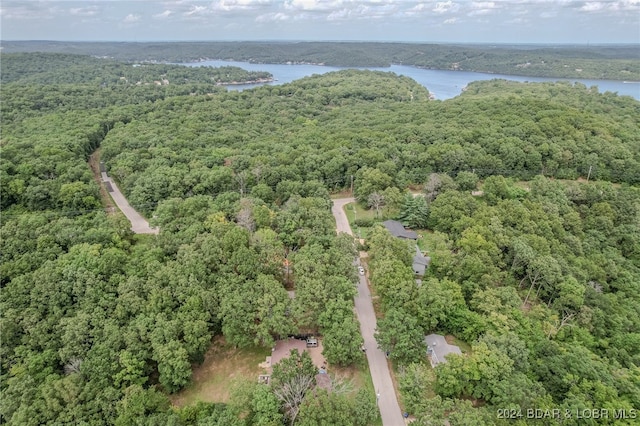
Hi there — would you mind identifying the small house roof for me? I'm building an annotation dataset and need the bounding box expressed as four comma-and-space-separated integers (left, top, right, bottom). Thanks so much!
383, 220, 418, 239
413, 245, 430, 265
413, 263, 426, 276
413, 245, 431, 275
413, 262, 426, 276
425, 334, 462, 366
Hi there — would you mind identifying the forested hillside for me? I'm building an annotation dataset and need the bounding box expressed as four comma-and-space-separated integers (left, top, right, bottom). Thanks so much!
0, 52, 272, 125
1, 52, 639, 425
4, 40, 639, 80
98, 73, 640, 211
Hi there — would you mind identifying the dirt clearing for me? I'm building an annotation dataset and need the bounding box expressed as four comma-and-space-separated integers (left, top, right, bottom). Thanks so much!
170, 337, 271, 407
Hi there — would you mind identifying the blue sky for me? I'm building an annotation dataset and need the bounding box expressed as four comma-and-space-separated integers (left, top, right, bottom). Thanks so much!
2, 1, 639, 43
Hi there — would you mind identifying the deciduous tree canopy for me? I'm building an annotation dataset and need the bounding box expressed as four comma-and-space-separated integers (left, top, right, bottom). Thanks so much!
1, 52, 639, 424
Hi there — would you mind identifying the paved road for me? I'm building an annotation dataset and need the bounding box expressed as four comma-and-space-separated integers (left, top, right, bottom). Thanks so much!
332, 198, 405, 426
101, 171, 158, 234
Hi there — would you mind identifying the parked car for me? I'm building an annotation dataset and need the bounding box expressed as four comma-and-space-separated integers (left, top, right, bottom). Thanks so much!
358, 266, 365, 275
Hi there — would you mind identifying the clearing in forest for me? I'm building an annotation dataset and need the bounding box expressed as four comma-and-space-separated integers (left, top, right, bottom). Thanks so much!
170, 337, 271, 407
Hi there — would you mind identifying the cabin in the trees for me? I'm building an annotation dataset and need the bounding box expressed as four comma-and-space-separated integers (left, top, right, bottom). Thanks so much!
413, 246, 431, 276
425, 334, 462, 367
383, 220, 430, 275
383, 220, 418, 239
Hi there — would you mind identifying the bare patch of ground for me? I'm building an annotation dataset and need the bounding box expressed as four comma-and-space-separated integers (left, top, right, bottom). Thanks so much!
330, 190, 354, 199
172, 337, 330, 409
88, 149, 117, 215
270, 337, 327, 371
170, 337, 271, 408
330, 364, 366, 390
445, 335, 472, 354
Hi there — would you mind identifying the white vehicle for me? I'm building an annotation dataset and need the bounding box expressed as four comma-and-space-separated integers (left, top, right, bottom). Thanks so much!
358, 266, 365, 275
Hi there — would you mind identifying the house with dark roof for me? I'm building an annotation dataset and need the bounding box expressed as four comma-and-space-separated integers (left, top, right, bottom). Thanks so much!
383, 220, 431, 276
425, 334, 462, 367
382, 220, 418, 239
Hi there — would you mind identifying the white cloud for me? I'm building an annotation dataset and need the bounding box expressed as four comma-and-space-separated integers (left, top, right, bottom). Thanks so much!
614, 0, 640, 10
326, 3, 398, 20
123, 13, 141, 23
280, 1, 401, 20
184, 5, 208, 16
468, 1, 498, 16
369, 3, 399, 18
153, 10, 172, 19
433, 1, 458, 14
0, 2, 61, 20
158, 0, 272, 18
256, 12, 290, 22
576, 0, 639, 12
161, 0, 191, 5
69, 6, 99, 17
1, 0, 637, 43
211, 0, 275, 10
581, 2, 605, 12
285, 0, 342, 11
471, 1, 496, 9
404, 3, 431, 17
327, 7, 351, 20
468, 8, 490, 16
407, 3, 428, 12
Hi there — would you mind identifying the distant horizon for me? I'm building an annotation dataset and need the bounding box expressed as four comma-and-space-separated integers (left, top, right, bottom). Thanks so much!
4, 40, 639, 47
2, 1, 638, 44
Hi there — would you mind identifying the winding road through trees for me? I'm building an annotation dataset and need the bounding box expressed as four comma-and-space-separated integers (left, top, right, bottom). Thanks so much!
332, 197, 405, 426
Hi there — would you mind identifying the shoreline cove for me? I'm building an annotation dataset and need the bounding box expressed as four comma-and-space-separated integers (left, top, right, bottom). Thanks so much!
182, 60, 640, 100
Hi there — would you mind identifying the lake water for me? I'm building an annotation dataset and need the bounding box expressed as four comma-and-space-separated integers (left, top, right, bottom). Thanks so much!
184, 60, 640, 100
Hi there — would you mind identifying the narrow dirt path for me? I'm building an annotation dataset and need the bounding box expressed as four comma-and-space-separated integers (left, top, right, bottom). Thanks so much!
88, 149, 117, 214
332, 198, 405, 426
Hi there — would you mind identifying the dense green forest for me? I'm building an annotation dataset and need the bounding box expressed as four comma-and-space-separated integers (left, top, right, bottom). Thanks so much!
4, 40, 639, 80
1, 53, 368, 425
98, 74, 640, 209
1, 52, 639, 425
0, 52, 272, 86
1, 53, 271, 122
368, 176, 640, 423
